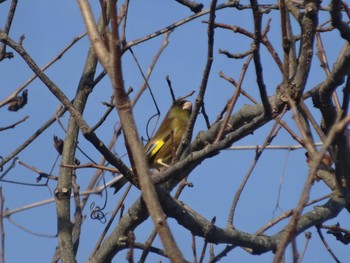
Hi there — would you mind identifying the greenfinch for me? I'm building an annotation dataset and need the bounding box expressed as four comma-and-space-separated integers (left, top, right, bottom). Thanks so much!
111, 99, 192, 193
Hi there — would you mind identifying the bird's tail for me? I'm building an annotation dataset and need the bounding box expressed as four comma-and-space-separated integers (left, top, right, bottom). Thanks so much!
110, 175, 128, 194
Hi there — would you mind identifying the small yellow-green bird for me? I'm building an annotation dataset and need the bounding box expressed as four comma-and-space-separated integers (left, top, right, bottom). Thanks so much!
111, 99, 192, 193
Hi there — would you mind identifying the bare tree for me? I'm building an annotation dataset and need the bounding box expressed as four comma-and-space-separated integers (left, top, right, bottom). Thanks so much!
0, 0, 349, 262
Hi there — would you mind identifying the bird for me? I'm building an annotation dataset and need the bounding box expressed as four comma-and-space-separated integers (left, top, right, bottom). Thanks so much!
7, 89, 28, 111
110, 99, 192, 193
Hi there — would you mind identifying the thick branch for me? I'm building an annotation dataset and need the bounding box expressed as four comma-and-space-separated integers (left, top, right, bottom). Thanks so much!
292, 0, 320, 94
175, 0, 204, 13
250, 0, 271, 115
91, 181, 345, 261
313, 43, 350, 130
176, 0, 217, 156
330, 0, 350, 42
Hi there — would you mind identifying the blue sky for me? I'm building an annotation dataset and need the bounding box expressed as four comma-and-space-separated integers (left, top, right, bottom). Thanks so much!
1, 0, 349, 262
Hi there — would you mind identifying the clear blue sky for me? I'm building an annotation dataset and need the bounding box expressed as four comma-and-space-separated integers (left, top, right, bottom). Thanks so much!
0, 0, 348, 262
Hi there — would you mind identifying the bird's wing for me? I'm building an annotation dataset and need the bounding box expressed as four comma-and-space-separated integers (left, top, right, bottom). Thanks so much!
145, 131, 172, 160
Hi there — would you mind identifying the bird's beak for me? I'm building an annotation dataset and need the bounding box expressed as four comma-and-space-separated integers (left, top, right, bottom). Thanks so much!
182, 101, 192, 111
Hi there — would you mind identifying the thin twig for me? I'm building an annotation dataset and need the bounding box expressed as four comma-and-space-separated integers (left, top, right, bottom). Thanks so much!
120, 0, 130, 46
299, 100, 327, 143
138, 228, 158, 263
315, 32, 341, 111
124, 2, 238, 50
0, 187, 4, 263
291, 238, 300, 262
192, 234, 198, 263
89, 99, 115, 133
287, 95, 317, 157
256, 193, 332, 235
320, 223, 350, 238
218, 71, 258, 104
199, 233, 209, 262
0, 0, 17, 61
219, 47, 254, 59
0, 115, 29, 131
214, 54, 254, 143
18, 160, 58, 181
7, 216, 56, 238
126, 230, 135, 263
2, 184, 111, 219
176, 0, 218, 158
316, 226, 341, 263
62, 162, 119, 173
273, 150, 291, 214
71, 171, 83, 255
210, 21, 283, 73
0, 105, 66, 170
274, 114, 350, 262
89, 184, 132, 259
0, 33, 86, 108
298, 232, 311, 263
227, 113, 283, 227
